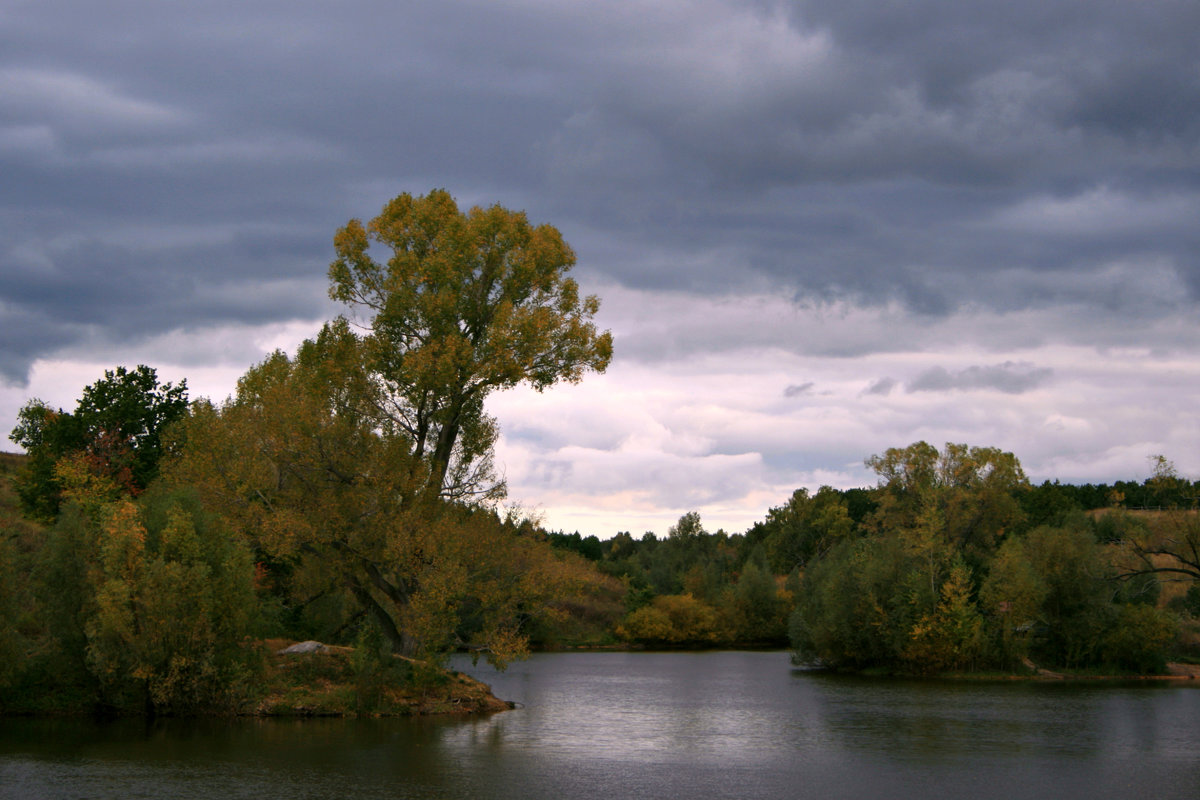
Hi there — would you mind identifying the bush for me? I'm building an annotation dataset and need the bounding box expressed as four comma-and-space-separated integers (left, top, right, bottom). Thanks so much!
616, 593, 722, 645
1102, 604, 1177, 674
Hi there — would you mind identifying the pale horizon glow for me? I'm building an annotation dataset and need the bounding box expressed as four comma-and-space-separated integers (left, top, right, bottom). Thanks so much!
5, 289, 1193, 539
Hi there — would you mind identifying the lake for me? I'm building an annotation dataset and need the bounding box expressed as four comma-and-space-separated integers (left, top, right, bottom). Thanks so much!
2, 651, 1198, 799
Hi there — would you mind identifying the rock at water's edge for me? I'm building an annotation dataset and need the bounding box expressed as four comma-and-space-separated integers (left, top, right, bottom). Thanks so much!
278, 640, 329, 655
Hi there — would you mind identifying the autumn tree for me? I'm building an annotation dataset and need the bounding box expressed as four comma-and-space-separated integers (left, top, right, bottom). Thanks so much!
18, 481, 259, 714
167, 190, 612, 666
328, 188, 612, 501
616, 593, 723, 646
903, 561, 984, 674
866, 442, 1028, 567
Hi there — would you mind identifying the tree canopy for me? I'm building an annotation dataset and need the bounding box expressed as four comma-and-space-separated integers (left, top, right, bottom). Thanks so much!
165, 190, 614, 665
328, 188, 612, 500
9, 365, 187, 520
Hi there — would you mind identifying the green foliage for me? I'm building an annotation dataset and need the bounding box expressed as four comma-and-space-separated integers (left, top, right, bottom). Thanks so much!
729, 559, 786, 643
790, 536, 921, 669
980, 534, 1048, 664
81, 492, 260, 713
350, 624, 408, 713
1021, 481, 1083, 529
0, 485, 259, 715
546, 531, 604, 560
8, 366, 187, 520
0, 533, 28, 693
746, 487, 855, 573
788, 443, 1183, 675
1022, 524, 1117, 668
866, 442, 1029, 568
1102, 605, 1177, 674
10, 401, 80, 520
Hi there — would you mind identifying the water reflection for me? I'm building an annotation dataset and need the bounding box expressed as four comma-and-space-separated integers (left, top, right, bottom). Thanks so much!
2, 652, 1198, 799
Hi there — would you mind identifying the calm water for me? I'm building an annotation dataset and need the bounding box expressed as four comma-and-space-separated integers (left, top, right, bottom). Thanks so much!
2, 651, 1198, 799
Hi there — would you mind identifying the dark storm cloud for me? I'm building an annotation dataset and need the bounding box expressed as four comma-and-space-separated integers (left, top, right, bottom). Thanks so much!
906, 362, 1053, 394
2, 0, 1198, 380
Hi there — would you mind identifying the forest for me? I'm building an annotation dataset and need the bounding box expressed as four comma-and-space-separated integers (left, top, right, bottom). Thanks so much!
2, 191, 1199, 717
547, 444, 1200, 675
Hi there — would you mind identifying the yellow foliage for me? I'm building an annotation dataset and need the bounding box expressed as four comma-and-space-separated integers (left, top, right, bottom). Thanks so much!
902, 564, 983, 673
55, 452, 124, 518
617, 593, 722, 645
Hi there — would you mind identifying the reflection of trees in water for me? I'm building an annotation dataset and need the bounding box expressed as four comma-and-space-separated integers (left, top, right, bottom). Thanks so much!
803, 675, 1124, 759
5, 655, 1198, 800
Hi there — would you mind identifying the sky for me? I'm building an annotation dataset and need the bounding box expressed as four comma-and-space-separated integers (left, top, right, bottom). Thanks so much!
3, 0, 1200, 537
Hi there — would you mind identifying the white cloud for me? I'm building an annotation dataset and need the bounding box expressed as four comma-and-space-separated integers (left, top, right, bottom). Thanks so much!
483, 287, 1200, 536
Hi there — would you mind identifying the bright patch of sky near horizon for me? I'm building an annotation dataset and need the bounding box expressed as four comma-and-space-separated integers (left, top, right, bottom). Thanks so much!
3, 1, 1199, 536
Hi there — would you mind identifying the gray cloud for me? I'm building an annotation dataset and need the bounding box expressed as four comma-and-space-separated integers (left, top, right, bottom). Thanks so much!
907, 362, 1053, 394
1, 0, 1198, 382
864, 377, 896, 396
783, 382, 814, 397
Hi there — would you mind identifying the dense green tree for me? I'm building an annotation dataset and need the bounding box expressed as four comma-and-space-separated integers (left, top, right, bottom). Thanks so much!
746, 487, 856, 574
1102, 604, 1177, 674
729, 557, 786, 643
13, 485, 258, 714
546, 531, 604, 561
1020, 480, 1083, 530
980, 534, 1048, 665
8, 366, 187, 520
1008, 523, 1116, 669
790, 536, 922, 669
788, 443, 1183, 675
866, 442, 1028, 567
83, 494, 259, 712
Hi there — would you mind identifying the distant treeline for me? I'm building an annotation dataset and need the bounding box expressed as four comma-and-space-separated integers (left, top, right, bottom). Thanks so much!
547, 475, 1200, 569
545, 446, 1200, 673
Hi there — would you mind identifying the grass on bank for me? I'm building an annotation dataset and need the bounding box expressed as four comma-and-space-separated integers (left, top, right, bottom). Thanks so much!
251, 640, 512, 717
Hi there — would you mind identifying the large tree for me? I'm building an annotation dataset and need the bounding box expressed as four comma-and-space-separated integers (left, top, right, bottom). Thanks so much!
328, 188, 612, 500
168, 191, 612, 663
866, 441, 1029, 568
